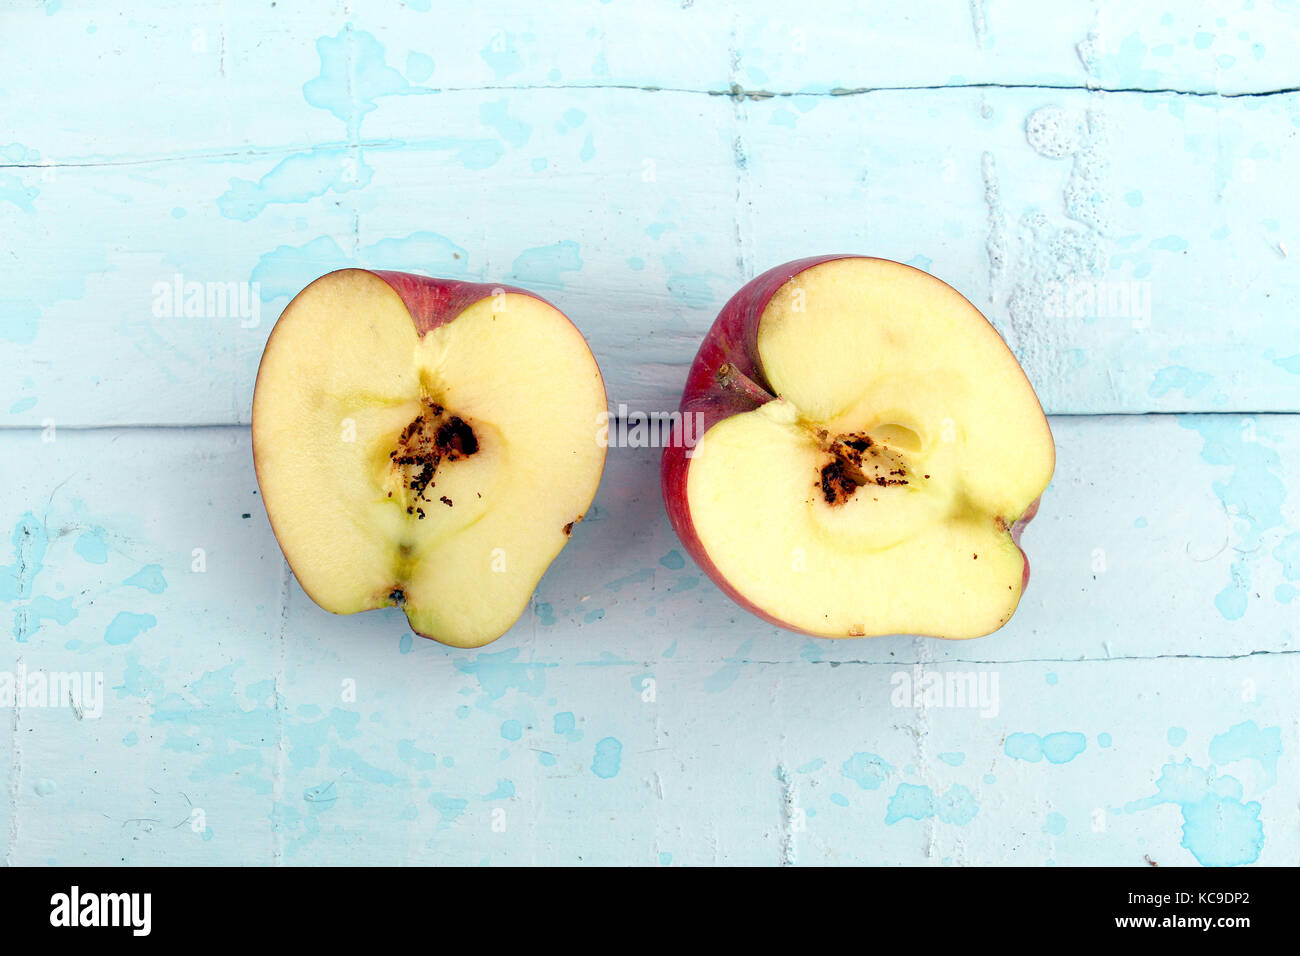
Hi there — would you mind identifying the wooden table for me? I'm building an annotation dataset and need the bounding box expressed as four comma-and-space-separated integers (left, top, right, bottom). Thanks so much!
1, 0, 1296, 865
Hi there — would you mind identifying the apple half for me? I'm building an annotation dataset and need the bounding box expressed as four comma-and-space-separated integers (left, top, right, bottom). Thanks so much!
252, 269, 606, 647
662, 256, 1054, 640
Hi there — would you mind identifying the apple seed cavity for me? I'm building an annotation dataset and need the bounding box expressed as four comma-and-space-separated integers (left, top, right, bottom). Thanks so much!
818, 431, 909, 505
388, 398, 479, 518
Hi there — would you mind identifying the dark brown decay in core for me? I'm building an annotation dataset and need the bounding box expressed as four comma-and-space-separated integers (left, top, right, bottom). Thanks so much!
389, 399, 479, 515
389, 587, 405, 605
819, 460, 859, 505
436, 416, 478, 458
818, 431, 908, 505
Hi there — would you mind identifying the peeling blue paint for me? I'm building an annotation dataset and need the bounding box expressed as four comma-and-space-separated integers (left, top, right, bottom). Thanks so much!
1005, 732, 1087, 764
592, 737, 622, 778
104, 611, 156, 646
886, 783, 978, 826
1125, 758, 1264, 866
124, 564, 167, 594
1209, 721, 1281, 786
842, 752, 893, 790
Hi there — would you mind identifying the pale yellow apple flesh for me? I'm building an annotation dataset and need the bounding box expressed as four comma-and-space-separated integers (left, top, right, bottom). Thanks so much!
252, 270, 606, 647
685, 258, 1054, 639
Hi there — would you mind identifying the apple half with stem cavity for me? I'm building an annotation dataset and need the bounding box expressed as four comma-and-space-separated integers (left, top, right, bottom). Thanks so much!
662, 256, 1054, 640
253, 269, 606, 648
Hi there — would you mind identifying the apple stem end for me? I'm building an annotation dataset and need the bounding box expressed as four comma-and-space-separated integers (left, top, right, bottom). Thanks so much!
716, 362, 776, 407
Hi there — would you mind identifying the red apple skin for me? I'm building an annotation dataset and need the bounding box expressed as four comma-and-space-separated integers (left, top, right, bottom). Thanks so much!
661, 255, 1047, 636
369, 270, 550, 334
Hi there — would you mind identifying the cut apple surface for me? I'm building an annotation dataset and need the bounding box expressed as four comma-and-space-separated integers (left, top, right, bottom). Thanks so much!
662, 256, 1055, 640
253, 269, 606, 647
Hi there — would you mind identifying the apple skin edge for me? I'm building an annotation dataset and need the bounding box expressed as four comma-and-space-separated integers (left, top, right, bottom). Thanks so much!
661, 255, 859, 634
370, 270, 547, 334
660, 255, 1048, 638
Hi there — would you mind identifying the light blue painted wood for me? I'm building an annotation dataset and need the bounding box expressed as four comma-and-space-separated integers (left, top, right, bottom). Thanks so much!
0, 416, 1295, 864
3, 5, 1299, 424
7, 0, 1299, 154
1, 0, 1297, 867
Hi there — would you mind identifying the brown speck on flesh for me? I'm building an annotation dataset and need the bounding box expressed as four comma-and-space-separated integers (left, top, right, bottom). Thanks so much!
995, 516, 1009, 533
923, 474, 930, 479
973, 553, 978, 559
563, 521, 575, 536
439, 496, 453, 507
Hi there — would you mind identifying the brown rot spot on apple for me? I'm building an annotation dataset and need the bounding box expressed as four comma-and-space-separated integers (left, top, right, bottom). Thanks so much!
820, 460, 858, 505
435, 416, 478, 459
994, 515, 1009, 533
563, 521, 575, 536
389, 399, 479, 515
440, 496, 453, 507
818, 430, 907, 505
389, 587, 405, 606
